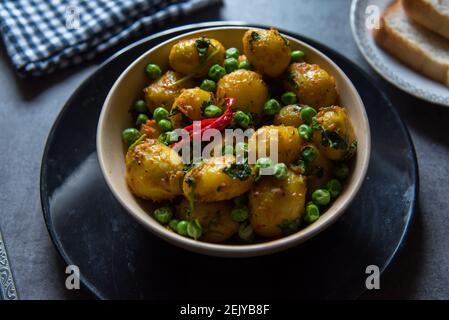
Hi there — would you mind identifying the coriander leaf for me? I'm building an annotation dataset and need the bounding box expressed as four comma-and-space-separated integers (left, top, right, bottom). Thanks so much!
223, 163, 252, 181
321, 130, 348, 150
278, 218, 300, 235
250, 31, 260, 43
195, 37, 210, 61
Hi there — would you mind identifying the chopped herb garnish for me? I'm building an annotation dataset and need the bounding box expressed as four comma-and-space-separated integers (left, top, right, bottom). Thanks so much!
223, 163, 252, 181
250, 31, 260, 43
321, 130, 348, 150
195, 37, 211, 61
278, 218, 300, 235
186, 175, 196, 186
285, 71, 299, 89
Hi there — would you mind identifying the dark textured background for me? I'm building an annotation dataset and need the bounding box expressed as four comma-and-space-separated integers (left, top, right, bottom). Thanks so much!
0, 0, 448, 299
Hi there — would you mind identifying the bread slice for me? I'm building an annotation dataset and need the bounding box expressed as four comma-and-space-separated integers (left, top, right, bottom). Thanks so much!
374, 0, 449, 87
403, 0, 449, 40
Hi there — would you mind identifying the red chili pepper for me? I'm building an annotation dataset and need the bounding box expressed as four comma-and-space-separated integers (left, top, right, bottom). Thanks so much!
182, 118, 216, 133
171, 97, 235, 149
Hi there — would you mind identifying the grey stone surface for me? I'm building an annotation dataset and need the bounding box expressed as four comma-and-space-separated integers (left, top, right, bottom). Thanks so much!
0, 0, 448, 299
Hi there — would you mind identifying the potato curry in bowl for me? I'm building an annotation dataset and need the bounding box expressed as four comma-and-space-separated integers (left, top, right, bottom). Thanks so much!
97, 26, 370, 256
119, 28, 358, 244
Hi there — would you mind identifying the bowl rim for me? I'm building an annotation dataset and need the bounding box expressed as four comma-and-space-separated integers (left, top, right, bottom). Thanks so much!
97, 26, 371, 258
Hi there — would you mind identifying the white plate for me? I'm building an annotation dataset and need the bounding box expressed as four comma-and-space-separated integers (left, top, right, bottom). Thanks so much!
350, 0, 449, 106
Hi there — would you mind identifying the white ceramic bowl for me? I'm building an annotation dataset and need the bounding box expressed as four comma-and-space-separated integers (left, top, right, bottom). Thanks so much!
97, 27, 371, 257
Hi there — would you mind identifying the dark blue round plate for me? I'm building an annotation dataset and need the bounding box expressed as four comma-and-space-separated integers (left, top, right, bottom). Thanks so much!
40, 22, 418, 300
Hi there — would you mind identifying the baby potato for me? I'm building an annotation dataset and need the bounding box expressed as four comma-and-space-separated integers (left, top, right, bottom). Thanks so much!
284, 62, 338, 109
249, 170, 307, 238
242, 28, 291, 78
176, 199, 239, 243
183, 155, 255, 202
312, 106, 357, 161
171, 87, 214, 120
216, 69, 269, 114
169, 37, 225, 78
248, 125, 302, 164
126, 139, 184, 201
273, 104, 304, 127
144, 70, 195, 113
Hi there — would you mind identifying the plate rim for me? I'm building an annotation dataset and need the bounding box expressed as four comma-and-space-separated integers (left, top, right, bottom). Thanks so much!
350, 0, 449, 107
40, 21, 419, 300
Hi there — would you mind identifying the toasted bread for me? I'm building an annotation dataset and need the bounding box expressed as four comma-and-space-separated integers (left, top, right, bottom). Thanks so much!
374, 0, 449, 87
403, 0, 449, 40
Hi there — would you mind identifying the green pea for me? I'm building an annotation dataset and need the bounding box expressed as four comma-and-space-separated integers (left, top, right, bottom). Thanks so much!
298, 124, 313, 141
145, 63, 162, 80
224, 58, 239, 73
304, 203, 320, 224
133, 99, 147, 114
234, 194, 248, 207
263, 99, 281, 116
300, 106, 317, 125
136, 114, 149, 127
226, 47, 240, 59
159, 131, 179, 145
326, 179, 342, 198
312, 189, 331, 206
231, 207, 249, 222
301, 145, 317, 162
153, 107, 169, 122
176, 220, 188, 236
238, 223, 254, 242
238, 60, 251, 70
208, 64, 226, 81
234, 111, 251, 128
169, 219, 179, 231
256, 157, 272, 169
158, 119, 172, 132
291, 50, 305, 62
281, 92, 298, 105
153, 206, 173, 224
334, 163, 349, 180
222, 145, 234, 155
200, 79, 217, 92
203, 105, 222, 118
122, 128, 141, 146
187, 219, 202, 240
273, 163, 288, 179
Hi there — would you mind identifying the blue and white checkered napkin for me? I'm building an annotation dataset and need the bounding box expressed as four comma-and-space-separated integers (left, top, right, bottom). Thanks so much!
0, 0, 220, 77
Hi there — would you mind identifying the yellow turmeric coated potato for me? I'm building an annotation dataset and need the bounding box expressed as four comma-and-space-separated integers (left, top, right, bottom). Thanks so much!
126, 140, 184, 201
312, 106, 357, 161
216, 69, 269, 114
176, 199, 239, 243
284, 63, 338, 109
242, 28, 291, 78
183, 155, 255, 202
144, 70, 195, 113
249, 170, 307, 238
248, 125, 302, 164
171, 87, 214, 121
273, 105, 304, 127
169, 37, 225, 78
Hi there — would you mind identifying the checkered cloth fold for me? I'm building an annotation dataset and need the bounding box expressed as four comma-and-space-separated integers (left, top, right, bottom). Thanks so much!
0, 0, 220, 77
